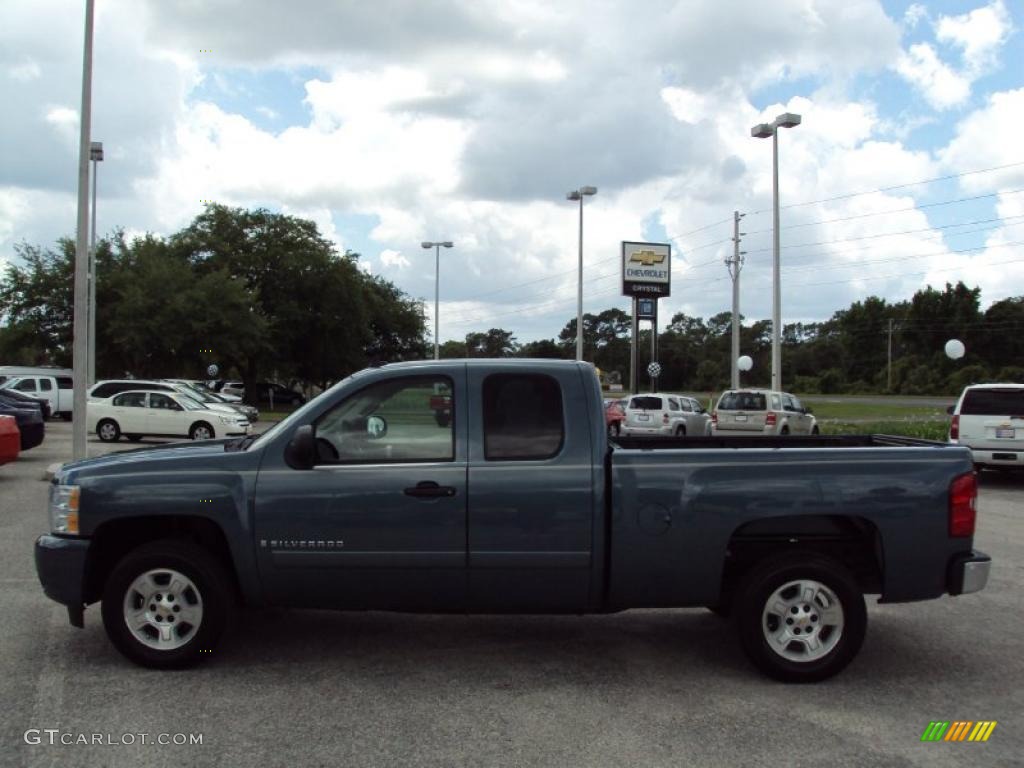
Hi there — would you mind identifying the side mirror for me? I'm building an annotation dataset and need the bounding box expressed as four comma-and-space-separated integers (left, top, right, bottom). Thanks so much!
946, 405, 955, 415
284, 425, 316, 469
366, 415, 388, 439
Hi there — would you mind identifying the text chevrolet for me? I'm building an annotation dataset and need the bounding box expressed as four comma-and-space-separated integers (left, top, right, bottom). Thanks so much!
35, 360, 990, 681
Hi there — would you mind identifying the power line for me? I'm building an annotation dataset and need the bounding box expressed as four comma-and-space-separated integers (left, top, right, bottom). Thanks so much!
747, 160, 1024, 216
744, 188, 1024, 235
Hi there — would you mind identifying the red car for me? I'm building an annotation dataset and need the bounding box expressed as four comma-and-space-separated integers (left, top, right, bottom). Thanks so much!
604, 398, 626, 437
0, 415, 20, 465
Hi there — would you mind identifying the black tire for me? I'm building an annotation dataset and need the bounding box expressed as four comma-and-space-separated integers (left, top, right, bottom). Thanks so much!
96, 418, 121, 442
126, 435, 143, 442
811, 425, 820, 435
607, 422, 621, 438
60, 412, 73, 422
100, 539, 235, 669
189, 421, 215, 441
735, 553, 866, 683
706, 603, 731, 618
674, 425, 686, 437
780, 426, 790, 436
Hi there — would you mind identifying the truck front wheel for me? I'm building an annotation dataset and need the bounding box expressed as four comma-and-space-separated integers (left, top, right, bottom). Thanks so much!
735, 553, 866, 683
100, 539, 235, 669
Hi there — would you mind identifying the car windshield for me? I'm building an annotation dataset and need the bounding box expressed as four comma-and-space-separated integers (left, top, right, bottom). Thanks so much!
719, 392, 767, 411
178, 384, 218, 403
175, 394, 206, 411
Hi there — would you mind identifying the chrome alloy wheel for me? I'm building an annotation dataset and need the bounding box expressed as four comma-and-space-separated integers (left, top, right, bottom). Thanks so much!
761, 579, 844, 663
98, 422, 118, 440
123, 569, 204, 651
191, 425, 212, 440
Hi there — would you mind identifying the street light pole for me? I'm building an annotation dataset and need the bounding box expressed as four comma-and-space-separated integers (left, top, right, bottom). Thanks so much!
421, 241, 454, 360
72, 0, 96, 460
566, 186, 597, 361
751, 112, 800, 391
88, 141, 103, 387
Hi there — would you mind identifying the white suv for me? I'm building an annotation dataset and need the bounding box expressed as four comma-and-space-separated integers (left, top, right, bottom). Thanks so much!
949, 383, 1024, 471
712, 389, 818, 436
620, 393, 712, 437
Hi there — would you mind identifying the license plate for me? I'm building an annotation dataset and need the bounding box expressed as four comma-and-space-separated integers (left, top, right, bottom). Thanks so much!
996, 427, 1015, 438
993, 453, 1017, 461
636, 414, 649, 421
734, 414, 748, 422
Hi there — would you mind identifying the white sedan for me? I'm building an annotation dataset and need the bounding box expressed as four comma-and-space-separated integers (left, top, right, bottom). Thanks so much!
87, 390, 251, 442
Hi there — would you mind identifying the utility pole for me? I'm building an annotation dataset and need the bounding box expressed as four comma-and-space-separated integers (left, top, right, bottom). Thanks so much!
887, 319, 894, 391
727, 211, 746, 389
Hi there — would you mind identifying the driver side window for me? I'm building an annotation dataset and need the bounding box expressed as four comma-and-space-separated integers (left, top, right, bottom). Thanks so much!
314, 376, 454, 464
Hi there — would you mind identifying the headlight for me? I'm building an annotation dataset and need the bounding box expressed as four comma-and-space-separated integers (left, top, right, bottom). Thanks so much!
49, 484, 80, 534
217, 415, 234, 424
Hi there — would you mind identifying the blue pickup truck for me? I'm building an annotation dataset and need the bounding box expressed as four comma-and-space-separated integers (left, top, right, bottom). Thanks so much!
35, 360, 990, 681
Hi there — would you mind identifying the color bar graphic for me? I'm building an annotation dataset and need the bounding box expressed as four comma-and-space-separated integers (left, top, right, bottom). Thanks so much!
922, 721, 996, 742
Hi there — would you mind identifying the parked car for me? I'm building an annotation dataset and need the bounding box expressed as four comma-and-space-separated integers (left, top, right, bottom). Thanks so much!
620, 393, 712, 437
161, 381, 259, 422
35, 360, 989, 681
87, 390, 251, 442
0, 414, 20, 465
222, 381, 306, 407
948, 383, 1024, 471
0, 388, 51, 420
604, 398, 626, 437
164, 380, 242, 404
0, 373, 74, 420
0, 399, 44, 450
712, 389, 818, 436
89, 380, 258, 423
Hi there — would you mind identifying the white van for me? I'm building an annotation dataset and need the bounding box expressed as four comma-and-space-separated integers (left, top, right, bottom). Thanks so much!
0, 372, 75, 420
949, 383, 1024, 470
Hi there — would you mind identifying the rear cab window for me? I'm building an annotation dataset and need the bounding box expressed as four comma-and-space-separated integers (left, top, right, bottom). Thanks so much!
961, 388, 1024, 416
483, 374, 563, 460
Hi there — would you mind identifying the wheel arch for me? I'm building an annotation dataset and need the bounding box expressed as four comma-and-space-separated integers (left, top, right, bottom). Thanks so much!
717, 514, 884, 609
85, 515, 250, 606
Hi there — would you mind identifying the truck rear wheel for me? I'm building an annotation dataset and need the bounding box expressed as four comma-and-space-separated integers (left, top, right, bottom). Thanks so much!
101, 539, 235, 669
735, 553, 865, 682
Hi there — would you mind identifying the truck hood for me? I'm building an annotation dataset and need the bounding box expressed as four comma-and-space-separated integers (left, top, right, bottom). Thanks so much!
56, 438, 244, 482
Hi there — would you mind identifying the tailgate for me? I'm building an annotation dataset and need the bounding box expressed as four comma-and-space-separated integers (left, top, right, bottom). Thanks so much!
716, 410, 767, 431
960, 416, 1024, 449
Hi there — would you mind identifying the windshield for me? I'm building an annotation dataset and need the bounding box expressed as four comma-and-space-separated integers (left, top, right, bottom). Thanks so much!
177, 384, 217, 403
245, 369, 367, 449
176, 394, 206, 411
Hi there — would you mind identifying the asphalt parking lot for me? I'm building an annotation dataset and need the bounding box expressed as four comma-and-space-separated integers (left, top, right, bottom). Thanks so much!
1, 422, 1021, 767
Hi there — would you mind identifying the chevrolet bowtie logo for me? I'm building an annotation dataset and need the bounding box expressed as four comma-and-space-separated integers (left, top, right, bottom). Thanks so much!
628, 250, 666, 266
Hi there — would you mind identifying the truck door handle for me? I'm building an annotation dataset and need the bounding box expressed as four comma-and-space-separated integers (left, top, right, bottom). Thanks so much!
404, 481, 456, 498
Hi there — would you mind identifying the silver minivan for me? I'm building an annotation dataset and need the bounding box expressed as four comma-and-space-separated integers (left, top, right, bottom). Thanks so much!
949, 383, 1024, 470
621, 393, 712, 437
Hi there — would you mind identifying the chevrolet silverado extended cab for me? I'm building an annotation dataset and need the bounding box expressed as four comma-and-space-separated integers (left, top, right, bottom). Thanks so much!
35, 360, 990, 682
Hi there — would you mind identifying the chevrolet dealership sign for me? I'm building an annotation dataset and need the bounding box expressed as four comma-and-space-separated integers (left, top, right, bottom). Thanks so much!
622, 241, 671, 297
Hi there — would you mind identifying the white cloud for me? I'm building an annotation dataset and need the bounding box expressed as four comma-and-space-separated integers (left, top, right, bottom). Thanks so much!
896, 43, 972, 110
935, 0, 1013, 76
8, 59, 41, 82
896, 1, 1013, 111
380, 249, 411, 269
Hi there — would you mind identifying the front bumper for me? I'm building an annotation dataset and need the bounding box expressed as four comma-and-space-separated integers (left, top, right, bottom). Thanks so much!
947, 550, 991, 595
35, 534, 92, 626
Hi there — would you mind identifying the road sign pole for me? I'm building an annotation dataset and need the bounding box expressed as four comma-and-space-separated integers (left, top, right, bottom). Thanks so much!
630, 297, 639, 394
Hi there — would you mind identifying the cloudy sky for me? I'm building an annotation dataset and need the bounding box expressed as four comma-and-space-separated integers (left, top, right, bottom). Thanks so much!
1, 0, 1022, 343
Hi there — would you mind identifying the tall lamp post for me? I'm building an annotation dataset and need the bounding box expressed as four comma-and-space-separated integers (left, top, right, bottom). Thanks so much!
71, 0, 96, 460
751, 112, 800, 391
421, 241, 454, 360
566, 186, 597, 361
88, 140, 103, 387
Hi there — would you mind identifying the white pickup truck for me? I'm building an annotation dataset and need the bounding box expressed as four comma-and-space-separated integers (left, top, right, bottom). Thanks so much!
0, 373, 75, 420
